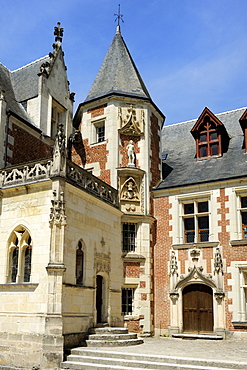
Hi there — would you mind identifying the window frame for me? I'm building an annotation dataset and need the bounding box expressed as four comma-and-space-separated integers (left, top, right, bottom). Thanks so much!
181, 199, 210, 244
91, 119, 106, 144
7, 227, 32, 284
122, 223, 137, 252
51, 99, 66, 139
122, 287, 135, 316
196, 119, 221, 159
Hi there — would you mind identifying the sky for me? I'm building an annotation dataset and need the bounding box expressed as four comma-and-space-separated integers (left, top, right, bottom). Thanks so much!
1, 0, 247, 126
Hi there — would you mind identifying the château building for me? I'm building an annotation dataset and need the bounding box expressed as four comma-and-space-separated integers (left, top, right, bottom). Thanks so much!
0, 21, 246, 370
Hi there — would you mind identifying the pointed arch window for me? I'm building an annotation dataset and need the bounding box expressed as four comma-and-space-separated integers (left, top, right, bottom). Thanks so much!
191, 107, 229, 160
76, 240, 84, 286
8, 227, 32, 283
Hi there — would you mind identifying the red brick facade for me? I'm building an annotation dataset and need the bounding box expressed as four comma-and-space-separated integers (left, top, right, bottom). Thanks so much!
153, 196, 172, 330
8, 123, 52, 165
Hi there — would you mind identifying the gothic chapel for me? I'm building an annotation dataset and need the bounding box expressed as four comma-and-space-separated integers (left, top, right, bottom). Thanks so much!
0, 20, 246, 370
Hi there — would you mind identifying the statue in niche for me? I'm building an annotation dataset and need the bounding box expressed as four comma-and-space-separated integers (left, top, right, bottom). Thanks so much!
127, 140, 135, 167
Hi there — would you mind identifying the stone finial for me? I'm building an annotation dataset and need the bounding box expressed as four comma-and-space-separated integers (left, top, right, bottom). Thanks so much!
54, 22, 64, 43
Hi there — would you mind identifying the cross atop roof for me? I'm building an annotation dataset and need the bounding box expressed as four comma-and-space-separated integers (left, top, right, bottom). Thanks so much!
114, 4, 124, 32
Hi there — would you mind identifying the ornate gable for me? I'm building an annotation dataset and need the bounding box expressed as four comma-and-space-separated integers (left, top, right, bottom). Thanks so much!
191, 107, 229, 160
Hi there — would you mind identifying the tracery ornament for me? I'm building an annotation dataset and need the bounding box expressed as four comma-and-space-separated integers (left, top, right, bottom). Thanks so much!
214, 247, 223, 274
50, 190, 67, 225
120, 177, 139, 201
118, 105, 144, 136
94, 251, 111, 274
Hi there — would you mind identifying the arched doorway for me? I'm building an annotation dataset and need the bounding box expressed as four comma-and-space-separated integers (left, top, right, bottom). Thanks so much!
183, 284, 213, 333
96, 275, 103, 323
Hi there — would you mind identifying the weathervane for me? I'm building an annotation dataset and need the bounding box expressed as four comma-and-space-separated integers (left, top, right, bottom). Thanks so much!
114, 4, 124, 26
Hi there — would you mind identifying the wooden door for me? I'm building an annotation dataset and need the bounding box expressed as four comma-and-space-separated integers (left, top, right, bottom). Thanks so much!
183, 284, 213, 333
96, 275, 103, 323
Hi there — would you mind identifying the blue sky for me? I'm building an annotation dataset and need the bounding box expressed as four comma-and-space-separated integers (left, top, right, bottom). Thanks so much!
1, 0, 247, 126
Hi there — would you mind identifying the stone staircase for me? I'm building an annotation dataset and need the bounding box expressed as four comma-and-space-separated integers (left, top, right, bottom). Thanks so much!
86, 327, 143, 347
60, 347, 247, 370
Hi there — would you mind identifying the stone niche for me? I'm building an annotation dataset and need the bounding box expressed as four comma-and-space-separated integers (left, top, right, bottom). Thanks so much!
118, 167, 145, 214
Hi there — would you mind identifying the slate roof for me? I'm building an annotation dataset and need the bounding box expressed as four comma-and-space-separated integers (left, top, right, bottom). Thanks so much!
156, 107, 247, 190
85, 28, 151, 103
11, 56, 49, 102
0, 63, 33, 124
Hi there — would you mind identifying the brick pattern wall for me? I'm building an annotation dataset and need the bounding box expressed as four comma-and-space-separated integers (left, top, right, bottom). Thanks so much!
8, 123, 52, 165
202, 247, 214, 273
87, 104, 107, 118
79, 138, 111, 185
123, 262, 140, 278
153, 196, 172, 330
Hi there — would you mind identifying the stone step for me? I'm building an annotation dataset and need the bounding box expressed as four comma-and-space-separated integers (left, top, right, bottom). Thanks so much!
61, 348, 247, 370
172, 333, 223, 340
89, 327, 129, 335
88, 333, 138, 341
86, 338, 144, 347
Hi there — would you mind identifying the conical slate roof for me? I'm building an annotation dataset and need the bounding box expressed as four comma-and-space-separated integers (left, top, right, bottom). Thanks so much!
85, 27, 151, 103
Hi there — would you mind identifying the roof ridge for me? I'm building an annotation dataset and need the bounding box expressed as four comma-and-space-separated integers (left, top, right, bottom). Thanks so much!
11, 55, 49, 73
164, 107, 247, 129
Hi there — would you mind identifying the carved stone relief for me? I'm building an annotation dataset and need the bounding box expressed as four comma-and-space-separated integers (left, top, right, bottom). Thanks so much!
94, 251, 111, 274
118, 104, 144, 136
120, 176, 141, 213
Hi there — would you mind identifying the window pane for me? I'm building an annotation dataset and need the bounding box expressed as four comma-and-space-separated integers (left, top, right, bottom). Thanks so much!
210, 132, 218, 141
211, 143, 219, 156
241, 197, 247, 208
199, 145, 207, 158
11, 247, 19, 283
24, 246, 32, 282
184, 203, 194, 214
96, 125, 105, 142
198, 216, 209, 242
122, 288, 134, 315
122, 223, 136, 252
184, 218, 195, 243
198, 201, 208, 213
242, 212, 247, 239
199, 133, 206, 142
76, 247, 84, 285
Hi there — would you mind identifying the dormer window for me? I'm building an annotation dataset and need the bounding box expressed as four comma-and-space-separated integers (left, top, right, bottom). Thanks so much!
191, 107, 229, 160
198, 119, 220, 158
